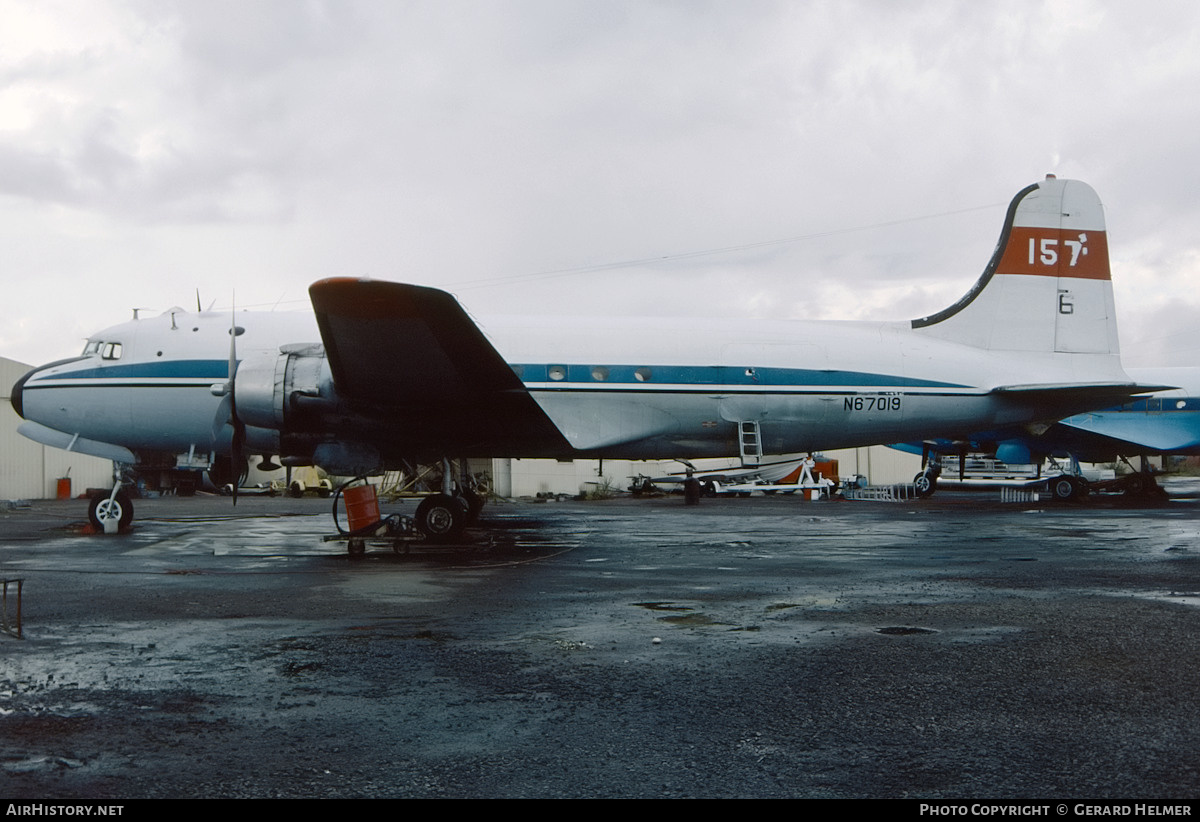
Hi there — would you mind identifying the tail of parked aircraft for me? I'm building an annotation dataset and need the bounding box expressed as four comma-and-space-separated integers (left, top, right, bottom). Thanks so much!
912, 176, 1119, 357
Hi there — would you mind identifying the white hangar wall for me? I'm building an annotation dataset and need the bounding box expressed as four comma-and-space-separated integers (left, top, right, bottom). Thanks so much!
1, 357, 115, 500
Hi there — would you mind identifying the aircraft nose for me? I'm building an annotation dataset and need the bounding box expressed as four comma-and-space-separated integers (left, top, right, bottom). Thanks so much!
9, 357, 82, 421
10, 370, 29, 419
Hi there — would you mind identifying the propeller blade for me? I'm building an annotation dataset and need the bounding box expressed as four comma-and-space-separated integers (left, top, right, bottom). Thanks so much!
228, 299, 244, 506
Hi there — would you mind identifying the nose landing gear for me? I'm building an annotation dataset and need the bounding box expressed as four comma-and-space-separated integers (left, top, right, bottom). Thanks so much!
88, 487, 134, 533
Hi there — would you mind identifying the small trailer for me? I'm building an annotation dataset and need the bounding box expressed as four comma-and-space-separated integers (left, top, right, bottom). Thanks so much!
701, 461, 839, 499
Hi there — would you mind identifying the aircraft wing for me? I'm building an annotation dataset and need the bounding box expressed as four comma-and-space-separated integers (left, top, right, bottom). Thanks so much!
310, 278, 526, 405
308, 278, 570, 455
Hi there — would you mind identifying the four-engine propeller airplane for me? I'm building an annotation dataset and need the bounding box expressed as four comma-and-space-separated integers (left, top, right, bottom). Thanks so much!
10, 176, 1163, 538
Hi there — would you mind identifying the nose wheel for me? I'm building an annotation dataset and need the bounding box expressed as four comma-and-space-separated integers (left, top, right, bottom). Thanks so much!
88, 490, 134, 532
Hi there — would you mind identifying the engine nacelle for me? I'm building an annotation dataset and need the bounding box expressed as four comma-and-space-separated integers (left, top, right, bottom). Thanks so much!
230, 344, 385, 474
234, 343, 329, 431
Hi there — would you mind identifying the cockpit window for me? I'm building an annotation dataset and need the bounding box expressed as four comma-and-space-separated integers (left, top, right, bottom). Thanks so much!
101, 343, 123, 360
82, 341, 102, 356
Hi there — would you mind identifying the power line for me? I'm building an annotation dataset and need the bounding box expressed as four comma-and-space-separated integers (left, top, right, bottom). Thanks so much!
447, 201, 1005, 291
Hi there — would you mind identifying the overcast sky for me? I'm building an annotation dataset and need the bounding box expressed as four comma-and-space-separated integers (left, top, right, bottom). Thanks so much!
2, 0, 1198, 369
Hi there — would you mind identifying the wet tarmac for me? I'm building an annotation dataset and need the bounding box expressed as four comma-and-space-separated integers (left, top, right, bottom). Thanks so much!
2, 482, 1200, 798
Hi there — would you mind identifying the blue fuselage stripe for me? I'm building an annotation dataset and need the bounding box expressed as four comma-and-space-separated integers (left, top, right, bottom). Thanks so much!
29, 360, 970, 391
509, 364, 968, 389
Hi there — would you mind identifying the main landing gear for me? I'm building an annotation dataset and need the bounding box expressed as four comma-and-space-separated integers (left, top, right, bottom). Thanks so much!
1050, 473, 1088, 502
414, 491, 482, 542
913, 451, 942, 498
411, 459, 484, 543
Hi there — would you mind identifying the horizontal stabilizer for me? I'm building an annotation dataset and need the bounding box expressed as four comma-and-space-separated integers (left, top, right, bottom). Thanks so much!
988, 382, 1172, 428
992, 382, 1172, 397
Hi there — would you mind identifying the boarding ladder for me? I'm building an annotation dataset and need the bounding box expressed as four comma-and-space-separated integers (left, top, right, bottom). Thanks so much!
739, 421, 763, 466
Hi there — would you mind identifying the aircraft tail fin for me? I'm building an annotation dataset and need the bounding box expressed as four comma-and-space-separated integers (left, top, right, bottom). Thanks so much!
911, 176, 1119, 356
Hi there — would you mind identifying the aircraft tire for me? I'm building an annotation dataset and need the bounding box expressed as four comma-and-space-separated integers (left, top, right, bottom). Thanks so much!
460, 489, 485, 524
913, 472, 937, 498
1052, 476, 1079, 501
88, 491, 134, 533
416, 494, 467, 543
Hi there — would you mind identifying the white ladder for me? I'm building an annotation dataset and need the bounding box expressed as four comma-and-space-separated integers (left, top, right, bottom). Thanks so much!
739, 421, 762, 466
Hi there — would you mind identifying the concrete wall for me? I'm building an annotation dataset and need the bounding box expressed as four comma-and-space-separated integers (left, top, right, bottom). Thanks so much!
1, 357, 116, 499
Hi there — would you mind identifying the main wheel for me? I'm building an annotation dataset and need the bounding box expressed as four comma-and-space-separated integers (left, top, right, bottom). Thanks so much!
88, 491, 134, 532
1052, 476, 1079, 501
460, 489, 485, 524
415, 494, 468, 542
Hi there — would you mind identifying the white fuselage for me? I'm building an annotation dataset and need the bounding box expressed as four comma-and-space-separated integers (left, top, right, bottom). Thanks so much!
14, 303, 1130, 465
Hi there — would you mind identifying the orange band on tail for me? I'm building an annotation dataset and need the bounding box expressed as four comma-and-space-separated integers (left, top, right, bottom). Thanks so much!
997, 227, 1111, 280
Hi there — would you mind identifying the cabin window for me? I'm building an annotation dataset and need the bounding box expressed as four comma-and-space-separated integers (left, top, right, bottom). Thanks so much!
634, 367, 652, 382
101, 343, 123, 360
591, 366, 609, 381
548, 365, 566, 381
